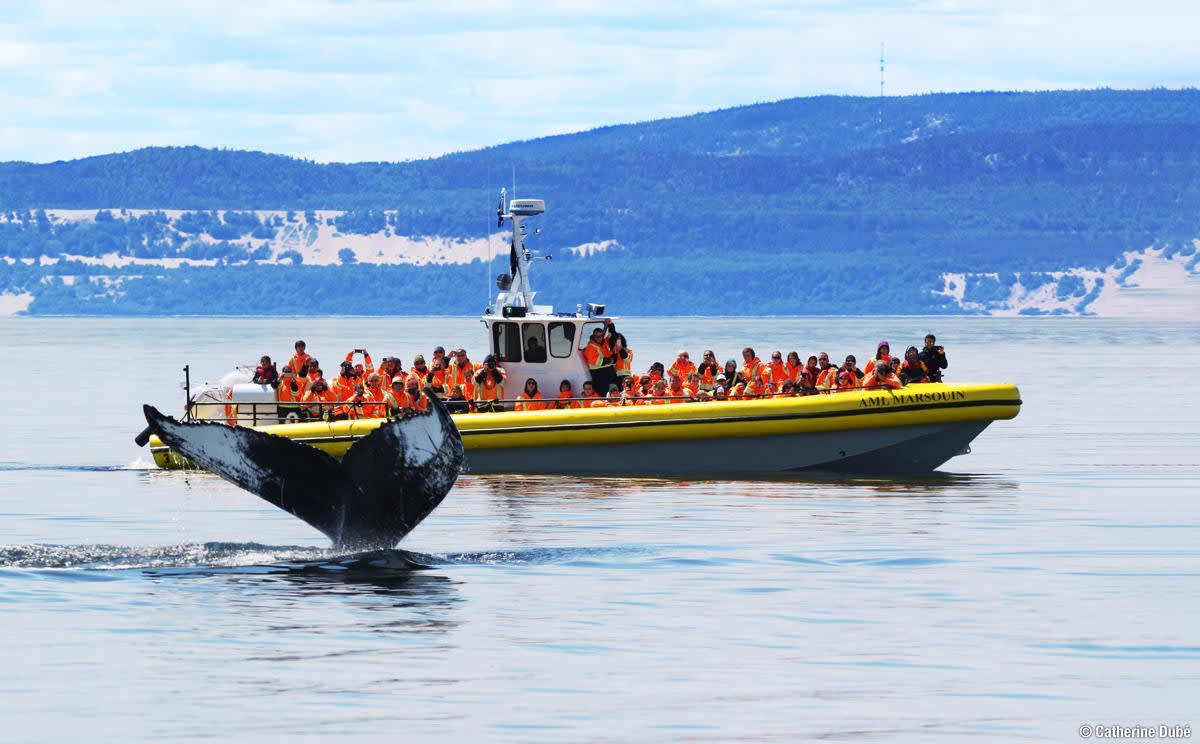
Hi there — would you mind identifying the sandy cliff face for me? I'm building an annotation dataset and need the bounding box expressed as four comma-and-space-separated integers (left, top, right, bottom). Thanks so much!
935, 242, 1200, 317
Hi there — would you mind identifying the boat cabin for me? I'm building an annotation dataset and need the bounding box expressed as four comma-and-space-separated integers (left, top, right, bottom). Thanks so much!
481, 194, 613, 398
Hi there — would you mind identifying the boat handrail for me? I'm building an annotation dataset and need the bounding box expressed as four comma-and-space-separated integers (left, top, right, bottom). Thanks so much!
187, 383, 918, 424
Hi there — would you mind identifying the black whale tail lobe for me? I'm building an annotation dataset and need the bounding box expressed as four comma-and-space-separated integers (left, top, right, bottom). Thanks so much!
142, 399, 465, 550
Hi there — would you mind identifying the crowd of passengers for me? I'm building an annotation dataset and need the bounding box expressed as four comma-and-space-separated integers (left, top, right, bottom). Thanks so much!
243, 326, 948, 422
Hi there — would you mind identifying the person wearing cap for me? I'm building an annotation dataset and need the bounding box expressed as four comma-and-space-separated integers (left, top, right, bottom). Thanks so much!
863, 359, 902, 390
473, 354, 507, 412
407, 354, 430, 389
301, 377, 337, 420
359, 372, 387, 417
668, 350, 696, 383
919, 334, 948, 383
514, 378, 549, 411
384, 378, 411, 417
287, 340, 312, 382
582, 323, 616, 395
898, 346, 931, 385
431, 346, 447, 369
330, 360, 358, 419
834, 355, 864, 393
712, 381, 729, 401
405, 377, 430, 412
864, 340, 894, 377
276, 364, 308, 422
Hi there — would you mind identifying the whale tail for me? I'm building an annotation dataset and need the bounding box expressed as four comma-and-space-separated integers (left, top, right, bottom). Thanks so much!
142, 399, 464, 550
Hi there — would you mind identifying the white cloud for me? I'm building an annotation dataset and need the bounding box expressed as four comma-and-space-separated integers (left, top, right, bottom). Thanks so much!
0, 0, 1196, 163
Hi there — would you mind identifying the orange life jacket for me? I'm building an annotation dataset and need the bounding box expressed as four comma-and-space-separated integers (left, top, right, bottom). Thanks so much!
287, 352, 312, 376
447, 363, 475, 399
864, 371, 902, 390
301, 387, 337, 417
768, 361, 786, 387
359, 384, 387, 418
816, 366, 837, 391
741, 357, 763, 386
277, 375, 307, 404
384, 389, 411, 416
556, 391, 582, 409
614, 348, 634, 377
668, 359, 696, 381
583, 339, 612, 370
331, 375, 358, 416
515, 392, 549, 411
475, 368, 506, 402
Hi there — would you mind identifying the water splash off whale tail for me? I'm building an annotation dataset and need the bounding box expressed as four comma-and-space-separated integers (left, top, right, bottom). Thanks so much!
142, 398, 465, 551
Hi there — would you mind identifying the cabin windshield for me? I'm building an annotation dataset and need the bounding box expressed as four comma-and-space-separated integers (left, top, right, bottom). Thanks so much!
579, 321, 605, 350
522, 323, 547, 363
493, 321, 521, 362
548, 322, 575, 358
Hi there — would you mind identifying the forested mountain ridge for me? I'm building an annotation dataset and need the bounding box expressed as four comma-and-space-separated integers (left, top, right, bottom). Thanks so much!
1, 88, 1198, 316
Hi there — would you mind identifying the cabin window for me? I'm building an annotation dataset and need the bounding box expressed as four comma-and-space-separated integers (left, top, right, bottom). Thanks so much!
492, 322, 521, 362
579, 321, 605, 350
548, 322, 575, 359
522, 323, 548, 363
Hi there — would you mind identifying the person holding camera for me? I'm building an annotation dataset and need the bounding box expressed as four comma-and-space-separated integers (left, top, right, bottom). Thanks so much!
252, 355, 279, 387
474, 354, 507, 412
344, 348, 374, 379
276, 364, 307, 422
919, 334, 948, 382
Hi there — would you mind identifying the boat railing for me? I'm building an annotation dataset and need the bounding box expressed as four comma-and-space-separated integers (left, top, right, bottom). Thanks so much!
188, 383, 909, 425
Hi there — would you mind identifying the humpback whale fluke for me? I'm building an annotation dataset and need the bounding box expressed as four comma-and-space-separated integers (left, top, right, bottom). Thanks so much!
142, 399, 465, 550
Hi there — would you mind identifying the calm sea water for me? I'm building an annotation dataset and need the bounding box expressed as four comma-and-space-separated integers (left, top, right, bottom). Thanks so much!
1, 316, 1196, 742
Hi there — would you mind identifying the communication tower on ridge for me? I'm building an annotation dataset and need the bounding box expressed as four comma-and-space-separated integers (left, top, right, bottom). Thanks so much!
878, 42, 886, 130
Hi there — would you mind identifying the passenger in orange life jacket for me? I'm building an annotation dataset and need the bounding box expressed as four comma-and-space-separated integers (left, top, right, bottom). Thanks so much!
473, 354, 507, 412
582, 322, 617, 395
378, 356, 402, 386
666, 374, 686, 402
276, 365, 306, 422
383, 378, 411, 417
796, 367, 818, 395
306, 360, 322, 384
647, 362, 666, 384
841, 355, 865, 385
730, 381, 747, 400
802, 354, 819, 383
784, 351, 804, 385
332, 361, 358, 403
359, 372, 387, 417
684, 372, 702, 399
697, 350, 720, 391
620, 375, 642, 404
814, 352, 836, 391
287, 340, 312, 383
425, 357, 448, 398
408, 355, 430, 389
601, 384, 626, 407
344, 348, 374, 380
898, 346, 930, 384
767, 351, 786, 389
610, 333, 632, 381
580, 380, 601, 402
447, 349, 476, 399
747, 366, 773, 398
834, 368, 860, 393
514, 378, 549, 411
863, 360, 903, 390
668, 350, 696, 382
863, 341, 894, 377
431, 346, 447, 370
301, 377, 337, 420
740, 347, 763, 386
646, 379, 669, 404
405, 378, 430, 412
711, 380, 729, 401
556, 379, 582, 409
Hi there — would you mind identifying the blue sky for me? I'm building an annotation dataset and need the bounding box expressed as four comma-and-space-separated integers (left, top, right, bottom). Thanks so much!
1, 0, 1195, 163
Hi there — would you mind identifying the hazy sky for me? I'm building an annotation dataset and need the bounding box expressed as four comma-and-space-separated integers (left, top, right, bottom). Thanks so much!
1, 0, 1195, 163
